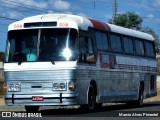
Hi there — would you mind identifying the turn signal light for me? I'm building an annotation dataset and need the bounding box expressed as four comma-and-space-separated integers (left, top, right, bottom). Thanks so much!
68, 81, 75, 91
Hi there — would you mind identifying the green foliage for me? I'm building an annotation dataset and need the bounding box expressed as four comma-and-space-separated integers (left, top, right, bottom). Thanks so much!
157, 57, 160, 75
111, 12, 143, 30
109, 12, 160, 48
142, 27, 160, 47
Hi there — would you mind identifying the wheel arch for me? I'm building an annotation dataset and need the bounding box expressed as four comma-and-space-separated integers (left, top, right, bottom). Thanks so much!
90, 80, 97, 96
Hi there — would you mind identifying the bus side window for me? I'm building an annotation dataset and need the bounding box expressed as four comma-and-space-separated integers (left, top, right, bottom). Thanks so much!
123, 36, 134, 54
110, 33, 122, 53
95, 31, 109, 51
145, 41, 155, 58
86, 38, 95, 63
79, 36, 95, 63
135, 39, 144, 56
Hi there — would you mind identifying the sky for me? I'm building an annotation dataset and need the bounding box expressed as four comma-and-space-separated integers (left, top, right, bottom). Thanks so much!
0, 0, 160, 52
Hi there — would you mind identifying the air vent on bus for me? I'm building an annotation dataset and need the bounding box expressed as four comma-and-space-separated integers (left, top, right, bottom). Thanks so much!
24, 22, 57, 28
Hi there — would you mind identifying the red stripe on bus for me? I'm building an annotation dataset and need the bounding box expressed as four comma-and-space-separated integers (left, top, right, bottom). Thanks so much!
88, 18, 106, 30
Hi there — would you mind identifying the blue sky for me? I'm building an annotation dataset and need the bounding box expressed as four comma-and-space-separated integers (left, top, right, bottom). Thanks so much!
0, 0, 160, 52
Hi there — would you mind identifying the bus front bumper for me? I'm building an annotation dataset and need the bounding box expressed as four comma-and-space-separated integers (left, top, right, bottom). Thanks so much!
5, 93, 78, 106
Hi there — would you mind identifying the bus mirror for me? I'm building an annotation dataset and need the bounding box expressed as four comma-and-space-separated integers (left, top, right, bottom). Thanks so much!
86, 54, 95, 63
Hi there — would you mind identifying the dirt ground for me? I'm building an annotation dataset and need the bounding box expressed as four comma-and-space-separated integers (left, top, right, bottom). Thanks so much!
0, 97, 4, 105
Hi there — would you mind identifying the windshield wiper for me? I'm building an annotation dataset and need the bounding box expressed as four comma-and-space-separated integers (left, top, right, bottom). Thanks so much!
18, 60, 22, 65
51, 60, 55, 65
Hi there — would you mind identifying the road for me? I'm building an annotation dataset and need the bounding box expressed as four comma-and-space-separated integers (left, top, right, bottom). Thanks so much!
0, 102, 160, 119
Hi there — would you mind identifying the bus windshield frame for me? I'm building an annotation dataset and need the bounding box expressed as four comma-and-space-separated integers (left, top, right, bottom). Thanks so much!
6, 28, 78, 63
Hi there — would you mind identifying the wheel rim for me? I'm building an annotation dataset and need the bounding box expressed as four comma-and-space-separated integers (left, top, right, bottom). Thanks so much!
88, 86, 95, 110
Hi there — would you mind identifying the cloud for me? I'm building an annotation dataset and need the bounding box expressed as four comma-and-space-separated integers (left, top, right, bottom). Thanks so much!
53, 0, 70, 11
152, 0, 160, 8
1, 0, 47, 9
147, 13, 154, 18
0, 0, 71, 19
1, 10, 24, 19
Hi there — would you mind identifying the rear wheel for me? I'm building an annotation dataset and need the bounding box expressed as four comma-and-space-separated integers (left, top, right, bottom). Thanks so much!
126, 84, 144, 107
87, 85, 96, 111
135, 84, 144, 106
25, 106, 39, 113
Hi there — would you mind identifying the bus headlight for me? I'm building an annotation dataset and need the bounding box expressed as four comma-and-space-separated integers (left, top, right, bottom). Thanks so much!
53, 83, 59, 90
53, 82, 66, 90
60, 83, 66, 90
8, 83, 21, 92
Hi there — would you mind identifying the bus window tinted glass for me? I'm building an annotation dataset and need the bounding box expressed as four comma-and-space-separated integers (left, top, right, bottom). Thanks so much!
123, 37, 134, 54
110, 34, 122, 52
145, 41, 155, 57
135, 39, 144, 56
95, 31, 108, 51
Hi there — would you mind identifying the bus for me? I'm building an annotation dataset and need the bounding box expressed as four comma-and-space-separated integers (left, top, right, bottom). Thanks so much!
4, 14, 157, 112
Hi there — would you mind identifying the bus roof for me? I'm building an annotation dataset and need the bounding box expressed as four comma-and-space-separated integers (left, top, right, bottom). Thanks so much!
8, 14, 154, 41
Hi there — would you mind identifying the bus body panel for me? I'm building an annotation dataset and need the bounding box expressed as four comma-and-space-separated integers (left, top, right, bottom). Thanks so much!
4, 14, 157, 109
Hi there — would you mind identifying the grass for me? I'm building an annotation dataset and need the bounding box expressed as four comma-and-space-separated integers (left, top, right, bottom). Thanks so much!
157, 89, 160, 96
144, 89, 160, 102
0, 81, 4, 98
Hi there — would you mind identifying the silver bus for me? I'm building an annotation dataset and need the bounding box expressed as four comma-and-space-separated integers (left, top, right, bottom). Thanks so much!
4, 14, 157, 112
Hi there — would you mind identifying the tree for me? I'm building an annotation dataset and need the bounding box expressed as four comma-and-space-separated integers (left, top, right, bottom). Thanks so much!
0, 52, 4, 62
142, 27, 160, 49
109, 12, 160, 48
110, 12, 143, 30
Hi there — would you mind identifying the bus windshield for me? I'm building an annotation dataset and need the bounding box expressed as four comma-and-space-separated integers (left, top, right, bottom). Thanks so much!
6, 28, 78, 62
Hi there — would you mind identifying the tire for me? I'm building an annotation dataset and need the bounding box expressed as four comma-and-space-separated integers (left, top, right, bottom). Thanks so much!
126, 85, 144, 107
25, 106, 39, 113
87, 85, 96, 111
135, 85, 144, 107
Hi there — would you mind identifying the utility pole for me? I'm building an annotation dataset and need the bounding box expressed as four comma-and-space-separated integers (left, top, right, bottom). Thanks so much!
112, 0, 117, 24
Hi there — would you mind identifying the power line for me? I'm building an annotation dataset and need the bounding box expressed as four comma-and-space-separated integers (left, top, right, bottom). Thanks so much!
3, 0, 112, 14
0, 23, 10, 26
0, 16, 19, 21
2, 0, 72, 13
0, 30, 7, 34
1, 1, 46, 13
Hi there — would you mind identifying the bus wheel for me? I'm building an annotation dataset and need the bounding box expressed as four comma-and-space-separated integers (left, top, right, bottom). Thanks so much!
25, 106, 39, 113
130, 85, 144, 107
126, 85, 144, 107
87, 85, 96, 111
136, 85, 144, 106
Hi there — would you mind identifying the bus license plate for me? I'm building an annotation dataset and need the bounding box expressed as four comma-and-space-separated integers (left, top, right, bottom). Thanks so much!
32, 96, 43, 101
